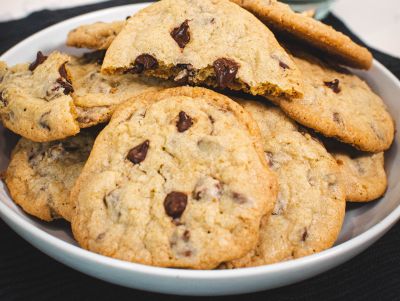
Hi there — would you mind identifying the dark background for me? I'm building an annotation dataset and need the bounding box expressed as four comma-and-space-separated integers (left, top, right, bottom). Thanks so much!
0, 1, 399, 300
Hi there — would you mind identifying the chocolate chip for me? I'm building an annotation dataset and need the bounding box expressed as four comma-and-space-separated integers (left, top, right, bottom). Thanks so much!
279, 61, 290, 70
176, 111, 193, 132
82, 50, 106, 65
39, 111, 51, 131
324, 79, 341, 93
170, 20, 190, 49
232, 192, 247, 204
302, 228, 308, 241
183, 250, 192, 257
29, 51, 48, 71
127, 140, 150, 164
164, 191, 188, 219
213, 58, 239, 89
0, 92, 7, 107
333, 112, 342, 124
126, 54, 158, 74
56, 78, 74, 95
125, 15, 131, 20
183, 230, 190, 242
59, 62, 68, 79
57, 62, 74, 95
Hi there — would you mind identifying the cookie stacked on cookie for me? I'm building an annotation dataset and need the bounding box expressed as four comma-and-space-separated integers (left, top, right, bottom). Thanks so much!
1, 0, 393, 269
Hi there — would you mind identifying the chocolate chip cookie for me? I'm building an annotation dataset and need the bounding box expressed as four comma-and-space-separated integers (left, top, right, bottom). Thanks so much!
101, 0, 303, 98
230, 0, 373, 69
67, 20, 125, 50
0, 51, 80, 142
226, 99, 345, 267
67, 50, 173, 128
5, 131, 94, 221
71, 87, 277, 269
270, 45, 394, 152
323, 139, 387, 202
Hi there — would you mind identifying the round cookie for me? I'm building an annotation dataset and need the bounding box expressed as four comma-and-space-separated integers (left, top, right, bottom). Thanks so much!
102, 0, 303, 98
335, 152, 386, 202
0, 51, 80, 142
322, 139, 387, 202
230, 0, 372, 69
270, 45, 394, 152
226, 99, 345, 267
71, 87, 277, 269
67, 21, 125, 50
67, 51, 174, 128
5, 131, 94, 222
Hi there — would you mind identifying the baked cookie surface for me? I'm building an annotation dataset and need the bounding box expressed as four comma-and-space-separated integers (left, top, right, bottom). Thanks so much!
68, 51, 173, 128
323, 139, 387, 202
270, 46, 394, 152
66, 21, 125, 50
227, 100, 345, 267
101, 0, 303, 98
5, 131, 94, 222
230, 0, 372, 69
71, 87, 277, 269
0, 52, 80, 142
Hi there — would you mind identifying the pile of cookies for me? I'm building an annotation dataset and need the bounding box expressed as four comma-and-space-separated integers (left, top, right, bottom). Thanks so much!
0, 0, 394, 269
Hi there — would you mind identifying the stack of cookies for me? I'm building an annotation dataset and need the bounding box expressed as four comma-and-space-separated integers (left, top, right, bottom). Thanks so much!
0, 0, 394, 269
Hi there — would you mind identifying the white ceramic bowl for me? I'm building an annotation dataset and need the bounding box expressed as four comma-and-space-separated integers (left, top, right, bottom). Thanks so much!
0, 3, 399, 296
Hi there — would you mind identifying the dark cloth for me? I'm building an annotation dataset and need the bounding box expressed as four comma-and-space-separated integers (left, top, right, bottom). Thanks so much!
0, 1, 399, 300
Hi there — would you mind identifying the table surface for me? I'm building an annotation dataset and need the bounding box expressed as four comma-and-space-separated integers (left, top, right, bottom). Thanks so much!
0, 1, 399, 300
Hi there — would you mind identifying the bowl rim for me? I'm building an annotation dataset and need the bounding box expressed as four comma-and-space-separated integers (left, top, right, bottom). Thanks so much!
1, 2, 400, 280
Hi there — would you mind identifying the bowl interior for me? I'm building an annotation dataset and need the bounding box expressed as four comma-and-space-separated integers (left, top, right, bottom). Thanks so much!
0, 2, 400, 264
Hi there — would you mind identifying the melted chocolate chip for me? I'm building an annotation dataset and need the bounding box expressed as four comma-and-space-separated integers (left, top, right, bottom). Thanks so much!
56, 78, 74, 95
127, 140, 150, 164
170, 20, 190, 49
59, 62, 68, 79
183, 230, 190, 242
57, 62, 74, 95
324, 79, 341, 93
126, 54, 158, 74
213, 58, 239, 89
302, 228, 308, 241
29, 51, 48, 71
333, 112, 342, 124
39, 111, 51, 131
0, 92, 7, 107
164, 191, 188, 219
176, 111, 193, 132
82, 50, 106, 65
183, 250, 192, 257
279, 61, 290, 70
232, 192, 247, 204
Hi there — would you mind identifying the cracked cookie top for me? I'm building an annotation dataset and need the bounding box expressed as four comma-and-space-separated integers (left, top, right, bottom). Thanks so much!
71, 86, 277, 269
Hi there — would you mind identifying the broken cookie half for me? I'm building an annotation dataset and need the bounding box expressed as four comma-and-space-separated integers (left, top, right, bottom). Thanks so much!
101, 0, 303, 98
0, 51, 80, 142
